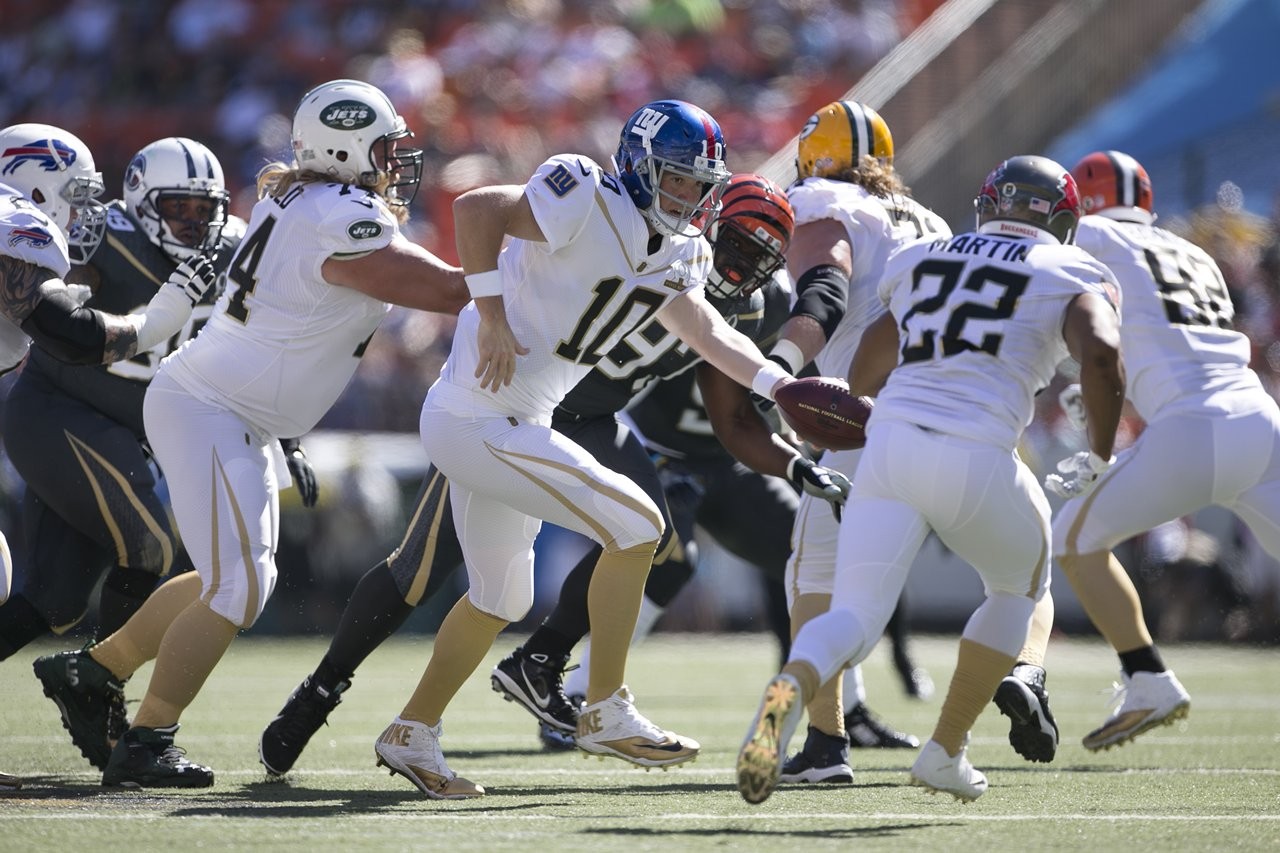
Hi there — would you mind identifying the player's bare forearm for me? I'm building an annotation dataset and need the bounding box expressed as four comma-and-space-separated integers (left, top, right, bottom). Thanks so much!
323, 238, 469, 314
698, 362, 796, 478
1065, 292, 1125, 459
847, 311, 899, 396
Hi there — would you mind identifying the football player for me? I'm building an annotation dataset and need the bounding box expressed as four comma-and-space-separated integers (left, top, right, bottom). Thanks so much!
1017, 151, 1280, 751
738, 155, 1125, 804
367, 99, 837, 799
257, 173, 851, 785
742, 101, 950, 785
4, 139, 317, 697
32, 79, 469, 788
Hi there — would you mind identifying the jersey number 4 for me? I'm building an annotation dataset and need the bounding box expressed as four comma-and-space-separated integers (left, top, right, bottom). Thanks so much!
899, 259, 1028, 363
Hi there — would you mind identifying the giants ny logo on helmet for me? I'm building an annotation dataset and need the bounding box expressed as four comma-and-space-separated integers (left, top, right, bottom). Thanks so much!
631, 108, 670, 147
1, 138, 77, 176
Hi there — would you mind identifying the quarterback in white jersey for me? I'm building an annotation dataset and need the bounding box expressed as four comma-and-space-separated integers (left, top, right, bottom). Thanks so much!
383, 100, 793, 798
1038, 150, 1280, 752
739, 156, 1125, 805
32, 81, 468, 789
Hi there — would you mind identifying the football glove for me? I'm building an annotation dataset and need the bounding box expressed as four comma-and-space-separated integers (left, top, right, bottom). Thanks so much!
1044, 450, 1113, 499
1058, 383, 1087, 431
280, 438, 319, 508
788, 455, 851, 509
166, 254, 219, 306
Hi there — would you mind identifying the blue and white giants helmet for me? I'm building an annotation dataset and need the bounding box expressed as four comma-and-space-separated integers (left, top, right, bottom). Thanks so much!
614, 100, 731, 238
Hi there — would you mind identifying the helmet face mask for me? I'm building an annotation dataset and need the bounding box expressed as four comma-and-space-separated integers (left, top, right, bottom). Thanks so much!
1071, 150, 1153, 217
614, 100, 730, 238
123, 137, 230, 263
0, 122, 106, 262
796, 100, 894, 180
707, 174, 794, 299
974, 155, 1081, 245
291, 79, 423, 208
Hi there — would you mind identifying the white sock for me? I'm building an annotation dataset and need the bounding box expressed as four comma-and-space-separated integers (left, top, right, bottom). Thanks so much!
842, 664, 867, 713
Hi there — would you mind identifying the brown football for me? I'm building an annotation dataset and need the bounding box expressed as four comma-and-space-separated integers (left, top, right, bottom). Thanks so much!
774, 376, 873, 451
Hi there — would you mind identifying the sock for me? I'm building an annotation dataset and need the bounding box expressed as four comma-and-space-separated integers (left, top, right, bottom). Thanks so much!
562, 594, 664, 699
1118, 645, 1166, 676
1015, 592, 1054, 668
585, 540, 656, 704
541, 547, 598, 642
1062, 552, 1154, 652
98, 566, 160, 639
91, 572, 203, 680
841, 664, 867, 710
324, 561, 414, 678
931, 638, 1016, 755
132, 599, 239, 728
402, 595, 507, 725
522, 621, 579, 660
0, 594, 50, 661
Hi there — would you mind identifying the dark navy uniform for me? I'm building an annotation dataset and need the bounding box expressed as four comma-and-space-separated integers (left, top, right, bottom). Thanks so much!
0, 200, 240, 632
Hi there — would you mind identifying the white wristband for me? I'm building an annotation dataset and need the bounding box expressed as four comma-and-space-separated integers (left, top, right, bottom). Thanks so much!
465, 270, 504, 299
768, 339, 805, 375
751, 361, 790, 401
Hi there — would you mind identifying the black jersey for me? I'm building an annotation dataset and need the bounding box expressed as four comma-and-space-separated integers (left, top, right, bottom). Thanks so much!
555, 286, 769, 422
23, 201, 242, 436
626, 277, 790, 460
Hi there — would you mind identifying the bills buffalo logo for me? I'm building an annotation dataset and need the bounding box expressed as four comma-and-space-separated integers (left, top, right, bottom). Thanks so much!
8, 226, 54, 249
321, 100, 376, 130
2, 138, 77, 175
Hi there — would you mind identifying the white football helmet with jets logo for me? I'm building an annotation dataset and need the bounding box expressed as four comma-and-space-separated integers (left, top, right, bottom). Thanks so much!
290, 79, 423, 207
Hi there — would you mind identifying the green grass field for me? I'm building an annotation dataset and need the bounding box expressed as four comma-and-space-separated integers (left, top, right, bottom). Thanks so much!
2, 633, 1277, 851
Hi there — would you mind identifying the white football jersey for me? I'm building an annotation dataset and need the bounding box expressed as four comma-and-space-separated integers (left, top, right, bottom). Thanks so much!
787, 177, 950, 378
160, 180, 398, 438
1076, 215, 1263, 421
874, 230, 1119, 450
432, 154, 712, 420
0, 181, 72, 371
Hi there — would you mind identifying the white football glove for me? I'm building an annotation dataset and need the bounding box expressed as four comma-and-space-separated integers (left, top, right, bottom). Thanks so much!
166, 255, 219, 306
1044, 450, 1114, 499
1058, 383, 1087, 431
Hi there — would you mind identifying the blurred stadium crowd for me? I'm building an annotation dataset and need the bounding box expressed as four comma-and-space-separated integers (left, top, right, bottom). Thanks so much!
2, 0, 1278, 642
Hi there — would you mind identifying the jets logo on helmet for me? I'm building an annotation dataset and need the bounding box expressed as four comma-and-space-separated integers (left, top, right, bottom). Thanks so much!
797, 101, 894, 180
706, 173, 794, 300
975, 155, 1081, 245
291, 79, 423, 208
614, 99, 731, 238
1071, 150, 1154, 223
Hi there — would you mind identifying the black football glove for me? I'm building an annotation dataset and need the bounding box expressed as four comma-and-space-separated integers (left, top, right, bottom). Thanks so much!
280, 437, 319, 508
166, 254, 219, 306
788, 455, 850, 521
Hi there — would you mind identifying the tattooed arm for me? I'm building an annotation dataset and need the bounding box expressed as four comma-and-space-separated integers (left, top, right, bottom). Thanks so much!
0, 254, 138, 365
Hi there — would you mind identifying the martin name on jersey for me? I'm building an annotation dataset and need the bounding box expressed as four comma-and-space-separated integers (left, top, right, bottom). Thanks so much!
874, 230, 1119, 450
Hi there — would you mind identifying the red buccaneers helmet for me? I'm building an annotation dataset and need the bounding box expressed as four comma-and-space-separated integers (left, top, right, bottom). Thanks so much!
706, 173, 794, 299
1071, 150, 1153, 217
975, 155, 1081, 244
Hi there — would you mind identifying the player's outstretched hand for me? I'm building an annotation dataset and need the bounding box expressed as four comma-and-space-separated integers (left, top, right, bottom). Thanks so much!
166, 254, 219, 306
788, 456, 851, 505
1044, 450, 1112, 499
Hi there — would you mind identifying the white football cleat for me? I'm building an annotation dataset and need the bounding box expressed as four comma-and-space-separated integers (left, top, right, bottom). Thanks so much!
575, 686, 699, 768
1083, 670, 1190, 751
737, 672, 804, 804
374, 717, 484, 799
910, 738, 988, 802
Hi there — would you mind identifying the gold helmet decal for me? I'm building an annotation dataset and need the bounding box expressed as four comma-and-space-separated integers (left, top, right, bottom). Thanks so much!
797, 101, 894, 179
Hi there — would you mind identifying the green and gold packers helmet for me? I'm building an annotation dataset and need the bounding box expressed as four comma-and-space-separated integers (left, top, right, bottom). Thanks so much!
796, 101, 894, 179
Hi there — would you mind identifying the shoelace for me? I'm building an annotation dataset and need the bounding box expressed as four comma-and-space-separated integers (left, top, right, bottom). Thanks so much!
613, 690, 666, 740
1102, 678, 1128, 712
157, 744, 190, 768
414, 722, 456, 779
